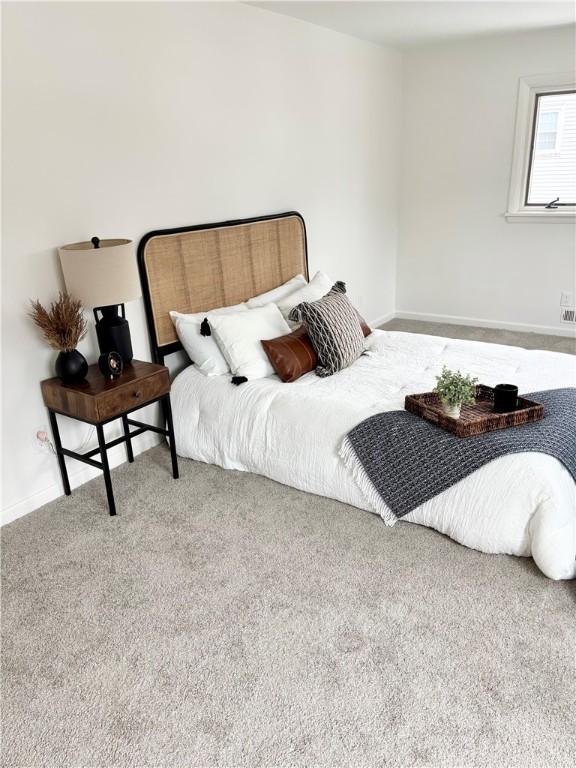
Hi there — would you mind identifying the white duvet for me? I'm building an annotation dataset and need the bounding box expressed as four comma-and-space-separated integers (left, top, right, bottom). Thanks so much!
171, 330, 576, 580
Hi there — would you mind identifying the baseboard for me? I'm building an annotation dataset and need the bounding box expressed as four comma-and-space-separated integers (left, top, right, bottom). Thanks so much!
394, 311, 576, 339
369, 310, 395, 328
1, 432, 162, 527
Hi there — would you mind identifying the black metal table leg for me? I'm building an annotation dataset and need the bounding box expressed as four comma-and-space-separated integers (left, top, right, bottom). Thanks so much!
162, 395, 179, 479
96, 424, 116, 516
48, 410, 71, 496
121, 415, 134, 463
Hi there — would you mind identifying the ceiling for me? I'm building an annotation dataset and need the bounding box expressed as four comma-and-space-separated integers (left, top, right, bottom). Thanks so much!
248, 2, 575, 49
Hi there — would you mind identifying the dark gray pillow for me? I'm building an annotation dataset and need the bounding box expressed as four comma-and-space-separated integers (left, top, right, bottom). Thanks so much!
289, 283, 365, 377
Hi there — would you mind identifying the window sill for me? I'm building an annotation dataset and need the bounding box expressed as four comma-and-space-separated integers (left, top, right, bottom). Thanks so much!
505, 211, 576, 223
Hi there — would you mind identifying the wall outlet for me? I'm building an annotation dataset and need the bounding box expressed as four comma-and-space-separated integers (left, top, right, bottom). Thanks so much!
560, 291, 574, 307
34, 427, 55, 455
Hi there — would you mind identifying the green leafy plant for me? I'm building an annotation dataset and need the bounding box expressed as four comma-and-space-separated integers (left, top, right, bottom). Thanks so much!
433, 366, 478, 408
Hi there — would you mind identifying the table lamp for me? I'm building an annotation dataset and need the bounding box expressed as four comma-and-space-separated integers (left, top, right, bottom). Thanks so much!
59, 237, 141, 363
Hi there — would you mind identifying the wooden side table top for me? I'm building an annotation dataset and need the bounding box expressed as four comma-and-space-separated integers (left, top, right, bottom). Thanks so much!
41, 360, 170, 425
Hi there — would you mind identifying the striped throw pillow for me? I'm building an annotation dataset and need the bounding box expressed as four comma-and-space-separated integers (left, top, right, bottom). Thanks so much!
289, 283, 365, 377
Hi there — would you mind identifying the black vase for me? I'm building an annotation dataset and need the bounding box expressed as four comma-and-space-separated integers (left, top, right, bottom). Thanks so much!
55, 350, 88, 385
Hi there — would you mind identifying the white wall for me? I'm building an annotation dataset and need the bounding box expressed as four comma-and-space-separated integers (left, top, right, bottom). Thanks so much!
398, 26, 576, 333
1, 2, 402, 523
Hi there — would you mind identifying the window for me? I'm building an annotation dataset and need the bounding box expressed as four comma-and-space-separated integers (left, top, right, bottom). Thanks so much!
534, 107, 560, 153
526, 91, 575, 206
506, 75, 576, 221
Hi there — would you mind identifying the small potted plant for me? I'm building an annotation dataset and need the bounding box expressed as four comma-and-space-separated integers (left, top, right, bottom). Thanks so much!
29, 292, 88, 384
433, 366, 478, 419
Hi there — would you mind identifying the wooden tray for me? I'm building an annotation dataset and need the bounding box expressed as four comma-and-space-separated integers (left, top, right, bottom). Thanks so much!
404, 385, 544, 438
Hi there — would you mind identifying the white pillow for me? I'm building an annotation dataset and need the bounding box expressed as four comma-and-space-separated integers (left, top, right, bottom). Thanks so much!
276, 270, 334, 324
246, 274, 307, 309
170, 303, 247, 376
210, 303, 291, 379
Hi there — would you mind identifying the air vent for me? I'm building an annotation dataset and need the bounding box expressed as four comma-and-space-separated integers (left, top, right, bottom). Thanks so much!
560, 307, 576, 324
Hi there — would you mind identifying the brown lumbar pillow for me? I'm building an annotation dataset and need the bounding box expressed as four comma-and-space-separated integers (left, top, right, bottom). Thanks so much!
359, 317, 371, 337
261, 326, 318, 383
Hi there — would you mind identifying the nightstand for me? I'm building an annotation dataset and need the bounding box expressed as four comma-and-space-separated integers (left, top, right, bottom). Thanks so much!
41, 360, 179, 516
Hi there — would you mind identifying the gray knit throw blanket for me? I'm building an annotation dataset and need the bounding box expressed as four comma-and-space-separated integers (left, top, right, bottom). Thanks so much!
339, 388, 576, 525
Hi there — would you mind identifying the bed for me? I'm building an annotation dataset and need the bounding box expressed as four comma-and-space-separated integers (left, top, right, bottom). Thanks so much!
138, 212, 576, 581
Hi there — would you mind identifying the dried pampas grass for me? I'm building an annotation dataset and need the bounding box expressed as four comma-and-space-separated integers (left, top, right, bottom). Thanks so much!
29, 292, 88, 352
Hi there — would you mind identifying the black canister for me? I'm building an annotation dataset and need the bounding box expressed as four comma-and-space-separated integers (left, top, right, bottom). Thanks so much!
494, 384, 518, 413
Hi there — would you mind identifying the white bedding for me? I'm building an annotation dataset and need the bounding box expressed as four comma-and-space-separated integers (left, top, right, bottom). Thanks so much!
172, 330, 576, 580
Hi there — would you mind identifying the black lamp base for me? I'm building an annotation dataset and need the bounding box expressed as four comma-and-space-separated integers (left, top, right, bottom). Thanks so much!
94, 305, 133, 364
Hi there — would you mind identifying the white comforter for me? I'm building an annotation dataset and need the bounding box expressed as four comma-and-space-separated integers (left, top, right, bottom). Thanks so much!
172, 330, 576, 580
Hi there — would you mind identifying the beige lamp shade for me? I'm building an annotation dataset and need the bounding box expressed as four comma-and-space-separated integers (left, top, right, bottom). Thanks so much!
58, 238, 141, 309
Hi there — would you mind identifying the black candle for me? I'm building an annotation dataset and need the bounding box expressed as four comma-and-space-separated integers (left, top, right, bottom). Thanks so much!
494, 384, 518, 413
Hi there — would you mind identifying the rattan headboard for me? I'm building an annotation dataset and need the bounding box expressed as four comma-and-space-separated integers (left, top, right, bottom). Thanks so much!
138, 212, 308, 363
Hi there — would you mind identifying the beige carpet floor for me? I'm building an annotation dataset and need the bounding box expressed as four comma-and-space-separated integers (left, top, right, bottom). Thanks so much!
2, 445, 575, 768
380, 318, 575, 355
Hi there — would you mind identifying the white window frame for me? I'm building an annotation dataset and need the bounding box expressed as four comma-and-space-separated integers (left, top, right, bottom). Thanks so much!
506, 73, 576, 223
